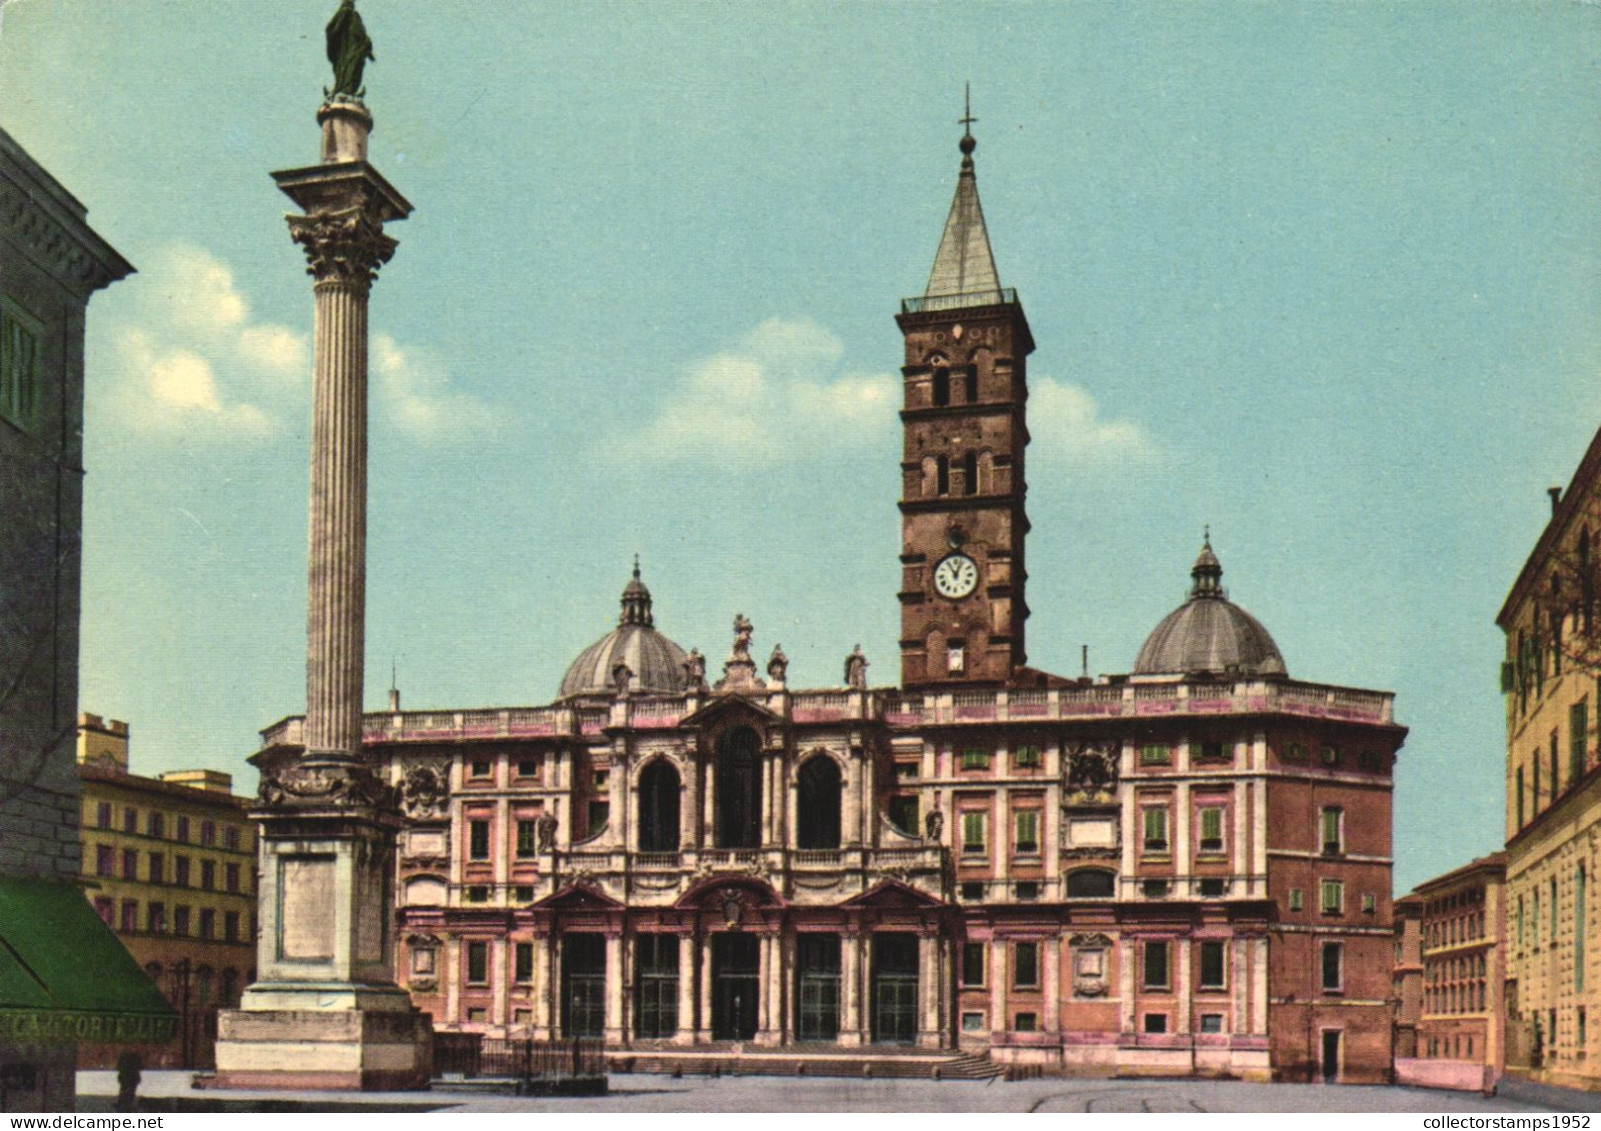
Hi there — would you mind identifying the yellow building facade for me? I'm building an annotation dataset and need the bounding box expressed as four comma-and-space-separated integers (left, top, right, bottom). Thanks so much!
75, 714, 258, 1067
1498, 436, 1601, 1092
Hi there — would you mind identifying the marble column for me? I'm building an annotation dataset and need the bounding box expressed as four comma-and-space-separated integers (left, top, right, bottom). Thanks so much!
605, 933, 625, 1042
840, 932, 863, 1045
214, 97, 430, 1093
676, 934, 696, 1044
535, 933, 555, 1039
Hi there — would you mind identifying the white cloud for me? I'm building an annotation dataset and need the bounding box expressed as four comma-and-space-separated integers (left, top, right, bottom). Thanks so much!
109, 244, 483, 444
372, 332, 497, 441
110, 245, 302, 440
238, 323, 310, 380
113, 328, 273, 440
160, 245, 248, 337
1028, 376, 1155, 466
626, 317, 898, 465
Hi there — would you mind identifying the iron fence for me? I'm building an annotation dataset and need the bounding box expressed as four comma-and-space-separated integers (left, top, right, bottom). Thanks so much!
434, 1034, 606, 1081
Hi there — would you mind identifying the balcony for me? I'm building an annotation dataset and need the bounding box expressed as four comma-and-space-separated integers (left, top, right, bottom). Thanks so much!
900, 288, 1018, 315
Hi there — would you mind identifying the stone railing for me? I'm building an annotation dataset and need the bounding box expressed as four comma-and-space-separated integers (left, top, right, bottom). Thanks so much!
260, 677, 1394, 751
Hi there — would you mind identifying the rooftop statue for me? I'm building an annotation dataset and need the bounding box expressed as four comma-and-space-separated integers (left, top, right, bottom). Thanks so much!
326, 0, 375, 100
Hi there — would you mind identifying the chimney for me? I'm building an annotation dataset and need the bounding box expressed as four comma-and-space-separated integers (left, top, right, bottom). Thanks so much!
1550, 486, 1562, 517
388, 686, 401, 712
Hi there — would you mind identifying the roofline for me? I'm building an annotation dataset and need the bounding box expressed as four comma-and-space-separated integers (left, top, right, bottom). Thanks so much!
1407, 851, 1509, 898
77, 762, 252, 809
1497, 423, 1601, 627
0, 126, 135, 289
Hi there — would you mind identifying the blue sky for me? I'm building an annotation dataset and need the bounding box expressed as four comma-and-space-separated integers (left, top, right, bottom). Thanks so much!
3, 1, 1598, 890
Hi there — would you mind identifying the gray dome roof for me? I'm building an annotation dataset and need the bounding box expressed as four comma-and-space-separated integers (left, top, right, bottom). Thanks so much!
559, 563, 691, 699
1133, 538, 1287, 678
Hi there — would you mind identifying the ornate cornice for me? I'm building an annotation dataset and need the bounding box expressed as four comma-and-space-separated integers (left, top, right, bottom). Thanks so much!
0, 180, 132, 294
287, 202, 396, 287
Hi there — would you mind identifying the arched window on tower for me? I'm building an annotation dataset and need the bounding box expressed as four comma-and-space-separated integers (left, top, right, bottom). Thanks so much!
932, 367, 950, 407
936, 455, 950, 497
963, 451, 978, 496
964, 367, 978, 403
717, 727, 763, 849
796, 756, 842, 849
638, 760, 681, 853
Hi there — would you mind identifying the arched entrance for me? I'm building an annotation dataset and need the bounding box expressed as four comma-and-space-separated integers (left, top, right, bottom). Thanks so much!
796, 755, 842, 849
638, 760, 681, 852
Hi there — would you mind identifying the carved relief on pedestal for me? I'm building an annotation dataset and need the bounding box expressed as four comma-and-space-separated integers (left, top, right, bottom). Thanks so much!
258, 760, 398, 811
287, 202, 397, 286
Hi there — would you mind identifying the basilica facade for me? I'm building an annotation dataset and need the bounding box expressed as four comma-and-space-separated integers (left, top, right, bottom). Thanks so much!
256, 125, 1406, 1082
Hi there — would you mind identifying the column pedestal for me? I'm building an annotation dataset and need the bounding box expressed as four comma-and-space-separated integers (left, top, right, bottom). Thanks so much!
215, 802, 432, 1090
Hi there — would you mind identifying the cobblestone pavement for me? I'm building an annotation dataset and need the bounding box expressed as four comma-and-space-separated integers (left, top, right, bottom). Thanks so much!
80, 1070, 1569, 1114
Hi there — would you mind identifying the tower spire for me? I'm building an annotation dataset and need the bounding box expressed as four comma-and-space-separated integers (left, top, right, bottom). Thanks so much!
925, 86, 1002, 304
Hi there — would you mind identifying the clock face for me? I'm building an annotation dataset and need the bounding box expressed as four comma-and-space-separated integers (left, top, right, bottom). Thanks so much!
933, 553, 979, 600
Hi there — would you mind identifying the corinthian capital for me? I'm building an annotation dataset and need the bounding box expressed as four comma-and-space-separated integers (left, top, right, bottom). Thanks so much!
287, 202, 397, 286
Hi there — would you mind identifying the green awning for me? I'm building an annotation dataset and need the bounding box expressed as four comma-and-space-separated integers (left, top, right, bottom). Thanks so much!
0, 877, 177, 1044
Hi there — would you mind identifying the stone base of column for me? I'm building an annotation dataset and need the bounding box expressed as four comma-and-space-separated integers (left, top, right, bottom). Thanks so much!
214, 984, 433, 1091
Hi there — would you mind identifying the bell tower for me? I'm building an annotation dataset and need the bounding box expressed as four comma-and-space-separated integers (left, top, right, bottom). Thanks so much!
896, 106, 1034, 689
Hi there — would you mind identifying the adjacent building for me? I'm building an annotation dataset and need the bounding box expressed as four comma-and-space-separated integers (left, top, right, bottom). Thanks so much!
0, 127, 171, 1111
1497, 447, 1601, 1092
1392, 855, 1506, 1092
256, 123, 1407, 1083
75, 714, 258, 1068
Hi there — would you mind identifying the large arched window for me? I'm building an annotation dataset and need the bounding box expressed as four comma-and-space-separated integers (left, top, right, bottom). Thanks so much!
962, 450, 978, 496
717, 727, 763, 849
936, 455, 950, 497
796, 756, 842, 849
932, 367, 950, 407
638, 760, 681, 852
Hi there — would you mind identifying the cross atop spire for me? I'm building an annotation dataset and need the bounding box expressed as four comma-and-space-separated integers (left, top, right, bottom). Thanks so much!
924, 86, 1002, 304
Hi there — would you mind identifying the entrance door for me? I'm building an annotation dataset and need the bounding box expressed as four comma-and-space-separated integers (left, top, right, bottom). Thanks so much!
561, 933, 607, 1038
634, 934, 679, 1039
795, 934, 841, 1041
712, 933, 759, 1041
870, 933, 919, 1045
1321, 1029, 1341, 1083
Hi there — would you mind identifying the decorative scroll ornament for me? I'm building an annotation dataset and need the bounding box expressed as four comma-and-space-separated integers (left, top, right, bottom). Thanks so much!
1069, 932, 1113, 948
287, 203, 397, 287
1065, 740, 1120, 794
258, 760, 398, 811
399, 763, 448, 819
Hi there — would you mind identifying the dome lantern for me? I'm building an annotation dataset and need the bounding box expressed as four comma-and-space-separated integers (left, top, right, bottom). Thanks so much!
1132, 535, 1287, 679
558, 562, 691, 699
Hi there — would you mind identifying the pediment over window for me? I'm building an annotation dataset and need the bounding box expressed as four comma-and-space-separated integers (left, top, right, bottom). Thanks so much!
531, 882, 623, 911
678, 693, 782, 729
841, 878, 947, 909
675, 875, 784, 912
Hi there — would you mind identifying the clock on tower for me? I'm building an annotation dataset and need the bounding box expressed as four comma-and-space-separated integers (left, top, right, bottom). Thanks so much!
896, 111, 1034, 689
